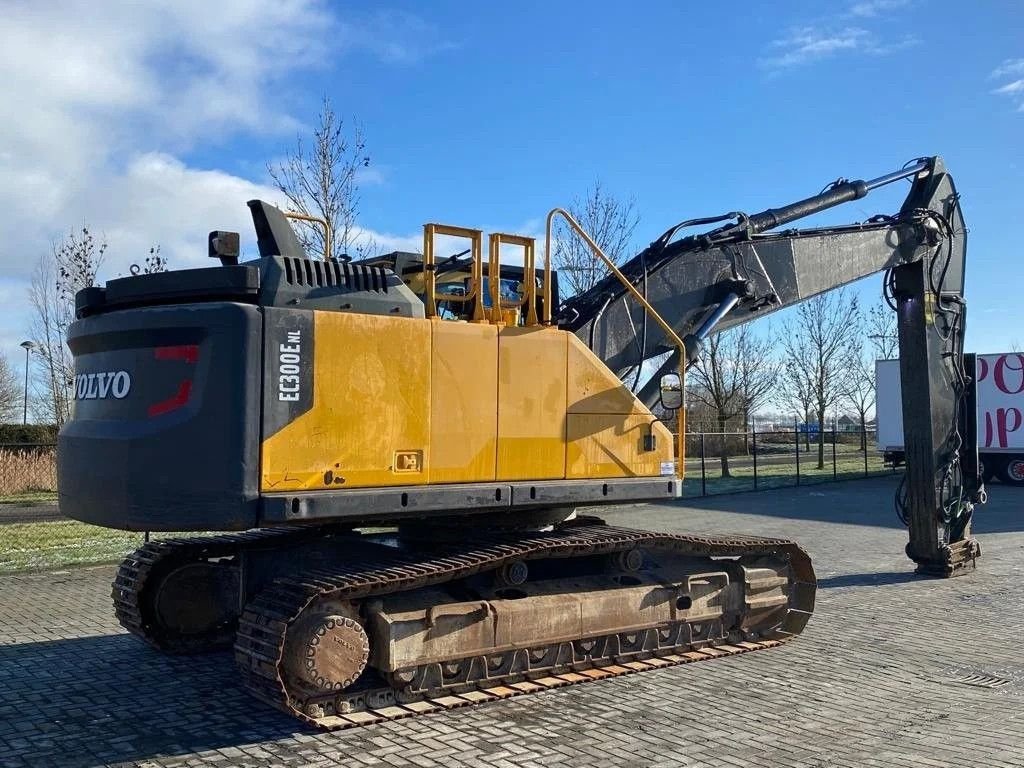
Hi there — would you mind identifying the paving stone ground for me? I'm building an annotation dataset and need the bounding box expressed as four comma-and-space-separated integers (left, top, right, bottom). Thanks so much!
2, 476, 1023, 768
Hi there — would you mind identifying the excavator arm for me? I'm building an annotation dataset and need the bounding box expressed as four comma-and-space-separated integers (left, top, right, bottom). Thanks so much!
560, 156, 982, 576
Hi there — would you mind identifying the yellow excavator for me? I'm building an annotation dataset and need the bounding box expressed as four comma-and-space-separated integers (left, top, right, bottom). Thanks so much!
58, 156, 980, 728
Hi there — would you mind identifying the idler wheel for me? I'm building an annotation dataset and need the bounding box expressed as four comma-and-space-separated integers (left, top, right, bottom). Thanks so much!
284, 612, 370, 692
153, 561, 239, 638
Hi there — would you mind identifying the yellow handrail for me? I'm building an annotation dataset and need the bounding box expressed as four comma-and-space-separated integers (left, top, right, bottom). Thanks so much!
544, 207, 686, 480
423, 224, 486, 322
488, 233, 539, 325
284, 211, 332, 262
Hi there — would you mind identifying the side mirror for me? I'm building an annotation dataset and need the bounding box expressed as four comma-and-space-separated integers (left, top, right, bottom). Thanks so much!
660, 373, 682, 411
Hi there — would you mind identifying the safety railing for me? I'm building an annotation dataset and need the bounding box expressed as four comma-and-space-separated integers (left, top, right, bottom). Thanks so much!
544, 207, 687, 480
283, 211, 333, 262
488, 233, 539, 326
423, 224, 486, 321
422, 224, 550, 328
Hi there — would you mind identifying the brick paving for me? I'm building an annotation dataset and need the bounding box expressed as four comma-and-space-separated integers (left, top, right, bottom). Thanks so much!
2, 476, 1023, 767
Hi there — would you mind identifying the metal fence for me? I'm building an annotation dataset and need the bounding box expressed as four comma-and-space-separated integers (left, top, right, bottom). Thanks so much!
0, 432, 899, 573
679, 426, 898, 498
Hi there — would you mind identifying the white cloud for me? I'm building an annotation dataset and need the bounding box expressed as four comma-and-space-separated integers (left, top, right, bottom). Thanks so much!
848, 0, 910, 18
0, 1, 450, 371
761, 27, 871, 68
994, 80, 1024, 96
0, 1, 332, 278
760, 1, 916, 70
760, 26, 916, 69
991, 59, 1024, 112
991, 59, 1024, 79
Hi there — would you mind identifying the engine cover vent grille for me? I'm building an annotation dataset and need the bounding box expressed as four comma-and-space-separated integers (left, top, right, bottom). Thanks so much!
282, 257, 388, 293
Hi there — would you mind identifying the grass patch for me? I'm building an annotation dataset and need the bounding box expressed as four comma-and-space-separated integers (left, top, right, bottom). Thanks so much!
682, 453, 896, 498
0, 520, 142, 573
0, 491, 58, 505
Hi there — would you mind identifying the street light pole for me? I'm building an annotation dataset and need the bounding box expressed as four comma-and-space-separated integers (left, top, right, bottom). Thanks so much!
19, 341, 35, 425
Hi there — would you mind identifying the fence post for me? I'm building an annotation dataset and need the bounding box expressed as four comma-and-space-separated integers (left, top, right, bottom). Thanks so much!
752, 422, 758, 490
794, 419, 801, 486
863, 420, 869, 477
832, 420, 837, 480
700, 432, 707, 497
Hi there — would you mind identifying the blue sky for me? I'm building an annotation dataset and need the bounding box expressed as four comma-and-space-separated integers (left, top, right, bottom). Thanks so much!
1, 0, 1022, 388
203, 0, 1024, 350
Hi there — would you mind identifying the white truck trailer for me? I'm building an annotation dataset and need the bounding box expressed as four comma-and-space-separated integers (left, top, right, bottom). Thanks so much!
877, 354, 1024, 485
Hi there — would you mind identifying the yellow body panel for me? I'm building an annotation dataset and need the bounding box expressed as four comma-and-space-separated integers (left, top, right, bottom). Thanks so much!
564, 334, 672, 478
566, 414, 672, 479
261, 312, 431, 491
496, 327, 568, 480
430, 321, 498, 483
261, 314, 674, 492
566, 335, 647, 415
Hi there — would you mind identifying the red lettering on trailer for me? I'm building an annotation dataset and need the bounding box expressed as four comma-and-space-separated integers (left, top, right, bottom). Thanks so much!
984, 407, 1023, 448
993, 354, 1024, 395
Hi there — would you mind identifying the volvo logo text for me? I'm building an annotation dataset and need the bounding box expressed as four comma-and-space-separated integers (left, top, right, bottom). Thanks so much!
75, 371, 131, 400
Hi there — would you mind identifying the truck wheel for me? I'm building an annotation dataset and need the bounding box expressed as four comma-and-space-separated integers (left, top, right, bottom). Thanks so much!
1001, 458, 1024, 486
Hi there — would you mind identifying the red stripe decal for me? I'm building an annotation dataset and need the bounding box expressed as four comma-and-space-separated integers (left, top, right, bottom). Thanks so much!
147, 380, 192, 417
154, 345, 199, 364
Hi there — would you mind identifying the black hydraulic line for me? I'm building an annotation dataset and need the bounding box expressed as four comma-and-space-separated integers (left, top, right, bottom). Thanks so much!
561, 159, 934, 331
704, 161, 930, 243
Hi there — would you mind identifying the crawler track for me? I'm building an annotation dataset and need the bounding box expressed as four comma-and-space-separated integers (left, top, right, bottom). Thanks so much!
113, 527, 321, 653
113, 521, 814, 729
236, 522, 814, 728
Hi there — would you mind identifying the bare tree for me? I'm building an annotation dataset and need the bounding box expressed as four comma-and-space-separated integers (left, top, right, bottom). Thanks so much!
780, 289, 861, 469
738, 325, 781, 429
777, 340, 816, 451
268, 96, 373, 260
0, 354, 19, 422
137, 245, 167, 274
844, 348, 876, 451
552, 181, 639, 297
687, 325, 778, 476
29, 227, 107, 427
866, 300, 898, 359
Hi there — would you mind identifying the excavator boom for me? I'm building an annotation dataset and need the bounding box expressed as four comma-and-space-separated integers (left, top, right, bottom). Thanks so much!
561, 156, 980, 575
563, 159, 960, 377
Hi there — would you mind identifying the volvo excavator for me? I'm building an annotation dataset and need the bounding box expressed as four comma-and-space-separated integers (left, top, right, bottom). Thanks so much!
57, 155, 982, 729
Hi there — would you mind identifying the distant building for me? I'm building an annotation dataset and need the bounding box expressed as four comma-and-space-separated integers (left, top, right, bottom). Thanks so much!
837, 415, 858, 432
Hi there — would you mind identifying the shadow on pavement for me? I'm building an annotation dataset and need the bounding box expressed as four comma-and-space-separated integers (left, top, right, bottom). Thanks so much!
673, 476, 1023, 534
0, 634, 308, 766
816, 571, 922, 589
